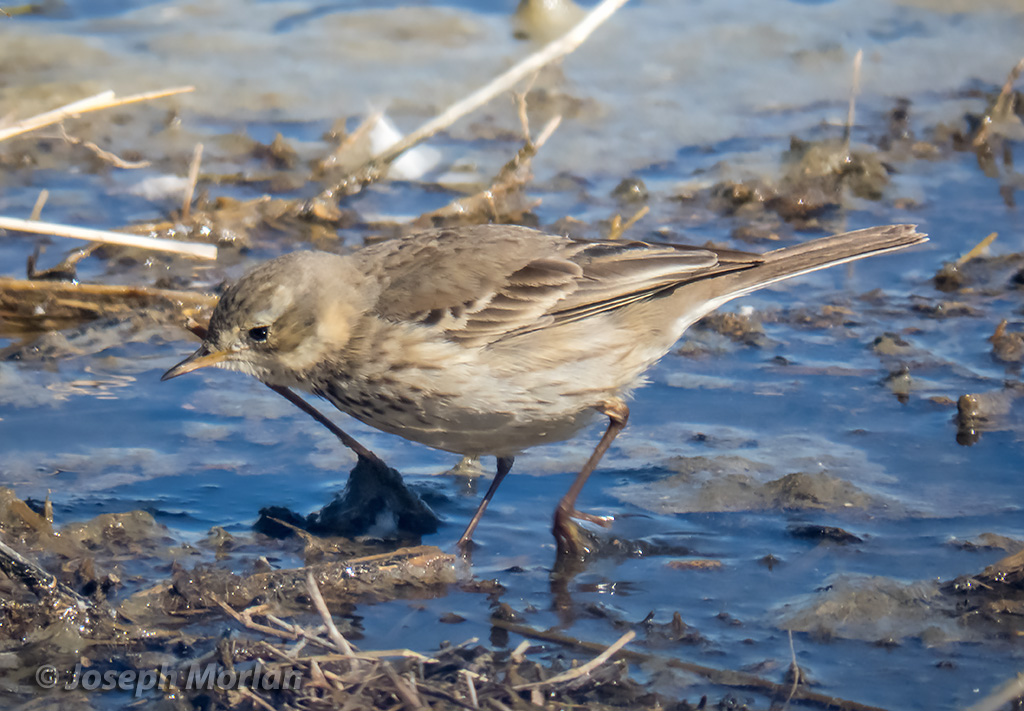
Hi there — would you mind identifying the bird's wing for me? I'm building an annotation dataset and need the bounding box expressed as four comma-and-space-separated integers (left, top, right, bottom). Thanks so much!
547, 240, 761, 328
359, 225, 761, 347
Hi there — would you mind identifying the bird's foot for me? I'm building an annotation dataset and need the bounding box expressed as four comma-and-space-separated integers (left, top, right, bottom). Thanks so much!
571, 509, 613, 528
552, 504, 613, 559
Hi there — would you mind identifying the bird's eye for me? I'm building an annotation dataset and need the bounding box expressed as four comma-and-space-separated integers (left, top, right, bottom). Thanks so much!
248, 326, 270, 343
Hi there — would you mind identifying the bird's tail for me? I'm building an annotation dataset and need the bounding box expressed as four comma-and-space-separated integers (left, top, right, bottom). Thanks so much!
663, 223, 928, 335
714, 223, 927, 301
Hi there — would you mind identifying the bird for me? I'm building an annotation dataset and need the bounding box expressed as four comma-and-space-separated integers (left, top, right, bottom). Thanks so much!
162, 223, 926, 556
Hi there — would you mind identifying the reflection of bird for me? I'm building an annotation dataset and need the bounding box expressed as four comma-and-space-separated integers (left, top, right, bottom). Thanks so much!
163, 223, 926, 556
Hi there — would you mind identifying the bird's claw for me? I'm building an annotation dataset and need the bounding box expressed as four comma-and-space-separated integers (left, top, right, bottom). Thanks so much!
552, 504, 612, 558
572, 510, 613, 527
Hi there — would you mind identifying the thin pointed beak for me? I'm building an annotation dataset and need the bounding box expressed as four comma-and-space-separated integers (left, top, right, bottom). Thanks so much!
161, 344, 230, 381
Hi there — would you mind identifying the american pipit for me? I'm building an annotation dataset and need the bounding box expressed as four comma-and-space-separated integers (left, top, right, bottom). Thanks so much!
163, 223, 926, 556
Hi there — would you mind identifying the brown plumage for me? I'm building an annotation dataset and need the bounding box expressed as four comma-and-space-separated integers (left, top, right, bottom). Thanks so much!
163, 223, 927, 556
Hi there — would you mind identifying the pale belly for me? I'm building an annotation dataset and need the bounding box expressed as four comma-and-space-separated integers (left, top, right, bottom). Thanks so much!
310, 371, 609, 457
303, 308, 681, 457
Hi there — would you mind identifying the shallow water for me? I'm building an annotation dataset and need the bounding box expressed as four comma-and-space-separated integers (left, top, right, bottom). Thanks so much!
2, 1, 1024, 709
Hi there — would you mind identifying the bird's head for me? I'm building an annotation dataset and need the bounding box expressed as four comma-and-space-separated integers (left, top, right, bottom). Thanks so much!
162, 251, 370, 387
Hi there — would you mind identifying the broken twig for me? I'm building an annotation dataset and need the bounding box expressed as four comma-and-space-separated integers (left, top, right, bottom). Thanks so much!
0, 216, 218, 259
0, 86, 194, 143
182, 143, 204, 220
513, 629, 635, 690
305, 571, 356, 657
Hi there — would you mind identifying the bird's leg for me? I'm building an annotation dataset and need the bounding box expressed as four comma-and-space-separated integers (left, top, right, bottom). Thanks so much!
456, 455, 515, 548
553, 398, 629, 557
267, 384, 383, 466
